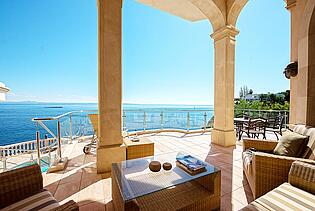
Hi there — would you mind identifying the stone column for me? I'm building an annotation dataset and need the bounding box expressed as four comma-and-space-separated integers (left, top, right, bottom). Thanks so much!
210, 25, 239, 147
97, 0, 126, 173
286, 0, 299, 126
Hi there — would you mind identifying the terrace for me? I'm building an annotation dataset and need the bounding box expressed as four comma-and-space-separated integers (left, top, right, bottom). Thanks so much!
1, 0, 315, 210
42, 132, 250, 211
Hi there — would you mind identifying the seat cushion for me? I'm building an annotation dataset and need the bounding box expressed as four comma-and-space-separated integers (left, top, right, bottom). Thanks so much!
242, 183, 315, 211
2, 189, 60, 211
273, 132, 308, 157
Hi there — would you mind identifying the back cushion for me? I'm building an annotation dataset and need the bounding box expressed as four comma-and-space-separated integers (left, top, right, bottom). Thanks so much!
273, 132, 308, 157
293, 125, 315, 160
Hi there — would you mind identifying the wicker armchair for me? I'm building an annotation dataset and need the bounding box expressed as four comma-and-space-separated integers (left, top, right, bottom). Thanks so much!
241, 161, 315, 210
0, 164, 78, 210
242, 125, 315, 199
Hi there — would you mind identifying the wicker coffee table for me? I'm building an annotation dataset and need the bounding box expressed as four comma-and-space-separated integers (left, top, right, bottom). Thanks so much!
111, 154, 221, 211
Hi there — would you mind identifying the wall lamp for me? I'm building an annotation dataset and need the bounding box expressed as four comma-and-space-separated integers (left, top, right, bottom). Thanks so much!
283, 61, 298, 79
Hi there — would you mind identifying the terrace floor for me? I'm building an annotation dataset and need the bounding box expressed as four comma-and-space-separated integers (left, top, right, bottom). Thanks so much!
42, 132, 274, 211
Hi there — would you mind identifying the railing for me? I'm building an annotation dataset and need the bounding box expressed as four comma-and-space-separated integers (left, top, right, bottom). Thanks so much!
0, 137, 57, 171
0, 110, 97, 172
0, 108, 289, 171
123, 109, 214, 132
31, 110, 97, 169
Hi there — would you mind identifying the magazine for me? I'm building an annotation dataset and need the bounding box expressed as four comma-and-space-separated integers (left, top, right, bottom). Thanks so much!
176, 155, 206, 172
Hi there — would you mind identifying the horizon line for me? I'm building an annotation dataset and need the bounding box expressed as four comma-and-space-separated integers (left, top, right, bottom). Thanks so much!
1, 101, 214, 106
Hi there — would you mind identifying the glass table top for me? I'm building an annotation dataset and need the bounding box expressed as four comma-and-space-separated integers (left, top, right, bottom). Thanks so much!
112, 152, 219, 201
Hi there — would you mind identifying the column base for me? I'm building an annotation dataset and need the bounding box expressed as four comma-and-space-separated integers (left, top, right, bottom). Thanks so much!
211, 129, 236, 147
97, 143, 126, 173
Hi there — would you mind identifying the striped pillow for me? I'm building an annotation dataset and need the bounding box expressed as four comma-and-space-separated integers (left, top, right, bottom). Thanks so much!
255, 183, 315, 211
2, 189, 59, 211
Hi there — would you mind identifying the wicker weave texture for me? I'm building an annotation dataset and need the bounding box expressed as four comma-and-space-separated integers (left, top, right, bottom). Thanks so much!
242, 131, 315, 199
125, 141, 154, 160
244, 150, 315, 199
243, 138, 278, 152
0, 164, 43, 208
112, 165, 221, 211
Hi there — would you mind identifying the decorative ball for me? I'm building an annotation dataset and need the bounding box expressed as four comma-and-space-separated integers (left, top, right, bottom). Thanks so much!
149, 161, 161, 172
163, 162, 172, 171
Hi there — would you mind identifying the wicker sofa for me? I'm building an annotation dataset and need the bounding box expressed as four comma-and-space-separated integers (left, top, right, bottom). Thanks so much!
241, 161, 315, 210
242, 124, 315, 199
0, 164, 78, 211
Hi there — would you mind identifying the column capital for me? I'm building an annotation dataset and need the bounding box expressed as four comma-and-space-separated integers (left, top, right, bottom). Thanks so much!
97, 0, 123, 9
285, 0, 296, 10
210, 25, 239, 42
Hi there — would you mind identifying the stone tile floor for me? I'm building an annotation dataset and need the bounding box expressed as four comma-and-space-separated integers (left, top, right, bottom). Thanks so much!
43, 132, 277, 211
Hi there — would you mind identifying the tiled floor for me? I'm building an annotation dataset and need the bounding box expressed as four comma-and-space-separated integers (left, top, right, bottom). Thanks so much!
42, 132, 266, 211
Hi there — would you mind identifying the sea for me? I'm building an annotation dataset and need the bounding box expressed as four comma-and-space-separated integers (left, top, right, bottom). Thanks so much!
0, 103, 214, 146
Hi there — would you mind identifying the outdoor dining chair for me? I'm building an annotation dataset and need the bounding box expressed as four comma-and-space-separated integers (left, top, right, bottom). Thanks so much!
240, 118, 267, 140
266, 115, 285, 140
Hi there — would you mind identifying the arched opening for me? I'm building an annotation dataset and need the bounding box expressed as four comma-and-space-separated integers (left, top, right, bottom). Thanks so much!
234, 0, 290, 114
306, 8, 315, 126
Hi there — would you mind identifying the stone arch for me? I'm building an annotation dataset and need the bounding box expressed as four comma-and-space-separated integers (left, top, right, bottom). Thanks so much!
227, 0, 249, 26
189, 0, 226, 31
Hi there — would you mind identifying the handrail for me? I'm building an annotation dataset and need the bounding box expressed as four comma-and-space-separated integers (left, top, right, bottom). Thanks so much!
1, 108, 289, 172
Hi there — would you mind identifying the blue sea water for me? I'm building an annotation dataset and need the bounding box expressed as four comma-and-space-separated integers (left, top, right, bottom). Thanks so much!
0, 103, 213, 146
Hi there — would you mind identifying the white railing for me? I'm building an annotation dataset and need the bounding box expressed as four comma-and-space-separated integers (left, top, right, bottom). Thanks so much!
0, 108, 289, 171
0, 137, 57, 171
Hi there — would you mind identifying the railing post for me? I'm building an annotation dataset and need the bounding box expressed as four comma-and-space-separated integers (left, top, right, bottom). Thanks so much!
36, 131, 41, 167
30, 152, 34, 162
143, 111, 147, 131
160, 112, 164, 129
187, 112, 190, 132
3, 157, 6, 171
122, 111, 126, 131
1, 148, 6, 171
204, 112, 207, 131
69, 113, 73, 144
57, 120, 62, 160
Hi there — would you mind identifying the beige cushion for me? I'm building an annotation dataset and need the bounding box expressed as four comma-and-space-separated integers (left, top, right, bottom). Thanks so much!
2, 189, 59, 211
288, 161, 315, 194
241, 183, 315, 211
293, 125, 315, 159
273, 132, 308, 157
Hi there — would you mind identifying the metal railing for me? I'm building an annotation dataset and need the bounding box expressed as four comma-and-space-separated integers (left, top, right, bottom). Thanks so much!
123, 109, 214, 132
0, 137, 57, 171
0, 108, 289, 171
31, 110, 97, 169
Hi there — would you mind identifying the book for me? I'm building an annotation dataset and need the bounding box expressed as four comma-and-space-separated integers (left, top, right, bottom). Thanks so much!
176, 161, 206, 175
176, 155, 206, 175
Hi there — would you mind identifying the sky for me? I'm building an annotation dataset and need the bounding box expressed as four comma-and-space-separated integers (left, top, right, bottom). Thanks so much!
0, 0, 290, 105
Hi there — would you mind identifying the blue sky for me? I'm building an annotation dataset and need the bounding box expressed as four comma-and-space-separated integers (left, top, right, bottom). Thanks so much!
0, 0, 290, 105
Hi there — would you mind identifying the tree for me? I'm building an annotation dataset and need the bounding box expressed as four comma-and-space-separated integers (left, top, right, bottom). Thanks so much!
244, 86, 249, 96
284, 90, 290, 102
239, 86, 252, 99
248, 89, 253, 94
239, 87, 244, 98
